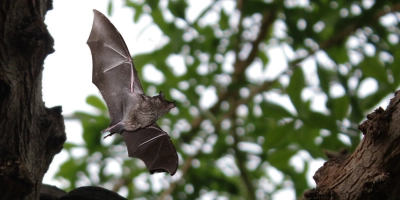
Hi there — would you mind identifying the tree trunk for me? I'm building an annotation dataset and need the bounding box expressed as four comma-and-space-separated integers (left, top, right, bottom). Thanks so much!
304, 91, 400, 200
0, 1, 66, 200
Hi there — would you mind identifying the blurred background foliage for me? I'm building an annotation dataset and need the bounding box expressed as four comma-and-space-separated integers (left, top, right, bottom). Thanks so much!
55, 0, 400, 199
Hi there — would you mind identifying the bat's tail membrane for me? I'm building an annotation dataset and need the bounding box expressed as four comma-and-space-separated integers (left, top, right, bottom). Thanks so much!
121, 125, 178, 176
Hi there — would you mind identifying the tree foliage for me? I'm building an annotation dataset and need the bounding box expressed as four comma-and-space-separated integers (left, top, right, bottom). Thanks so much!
55, 1, 400, 199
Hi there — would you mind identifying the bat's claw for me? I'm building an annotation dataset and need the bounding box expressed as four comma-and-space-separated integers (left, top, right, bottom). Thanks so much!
103, 132, 115, 139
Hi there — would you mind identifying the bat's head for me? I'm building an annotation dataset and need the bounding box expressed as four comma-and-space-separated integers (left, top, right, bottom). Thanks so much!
156, 91, 176, 111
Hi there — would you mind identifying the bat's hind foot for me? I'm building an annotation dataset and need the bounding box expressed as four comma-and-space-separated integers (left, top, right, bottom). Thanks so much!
101, 122, 126, 139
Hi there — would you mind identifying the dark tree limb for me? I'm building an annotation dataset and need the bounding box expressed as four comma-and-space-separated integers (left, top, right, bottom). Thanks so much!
39, 185, 127, 200
0, 1, 66, 199
40, 184, 67, 200
60, 186, 126, 200
304, 91, 400, 200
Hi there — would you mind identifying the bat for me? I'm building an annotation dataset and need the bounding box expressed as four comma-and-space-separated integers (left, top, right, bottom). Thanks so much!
87, 9, 178, 175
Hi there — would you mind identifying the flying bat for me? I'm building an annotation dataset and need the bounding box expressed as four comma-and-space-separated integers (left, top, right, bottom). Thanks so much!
87, 9, 178, 175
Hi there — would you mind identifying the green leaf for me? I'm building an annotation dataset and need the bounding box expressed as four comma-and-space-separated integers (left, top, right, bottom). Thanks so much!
56, 157, 86, 190
263, 121, 294, 149
317, 64, 334, 95
74, 111, 108, 152
127, 1, 144, 22
168, 0, 187, 19
63, 142, 78, 150
268, 148, 297, 169
259, 101, 294, 120
325, 46, 348, 64
147, 0, 159, 10
151, 6, 166, 30
320, 134, 349, 150
107, 0, 113, 16
243, 1, 270, 16
219, 8, 229, 30
359, 56, 388, 84
331, 96, 350, 119
287, 67, 306, 117
86, 95, 107, 112
391, 49, 400, 86
305, 111, 337, 132
259, 51, 269, 68
300, 128, 324, 158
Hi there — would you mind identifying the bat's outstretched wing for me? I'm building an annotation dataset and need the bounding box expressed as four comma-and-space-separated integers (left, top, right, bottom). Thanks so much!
87, 9, 144, 126
121, 124, 178, 175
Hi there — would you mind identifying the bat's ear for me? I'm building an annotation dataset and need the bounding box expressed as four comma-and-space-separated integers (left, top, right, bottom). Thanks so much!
159, 91, 165, 99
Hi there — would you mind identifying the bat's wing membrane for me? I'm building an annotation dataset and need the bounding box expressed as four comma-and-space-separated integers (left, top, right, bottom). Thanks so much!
121, 124, 178, 175
87, 10, 144, 125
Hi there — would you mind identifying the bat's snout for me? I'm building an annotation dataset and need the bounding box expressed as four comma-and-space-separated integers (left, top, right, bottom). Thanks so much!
169, 101, 176, 110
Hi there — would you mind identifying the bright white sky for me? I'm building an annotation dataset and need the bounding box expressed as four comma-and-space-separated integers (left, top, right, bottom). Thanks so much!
44, 0, 150, 115
41, 0, 393, 199
43, 0, 144, 190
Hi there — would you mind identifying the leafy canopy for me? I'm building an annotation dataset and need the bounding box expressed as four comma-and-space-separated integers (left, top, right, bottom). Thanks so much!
56, 1, 400, 199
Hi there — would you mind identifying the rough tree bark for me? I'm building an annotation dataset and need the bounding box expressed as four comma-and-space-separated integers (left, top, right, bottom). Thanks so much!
0, 1, 66, 200
304, 91, 400, 200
